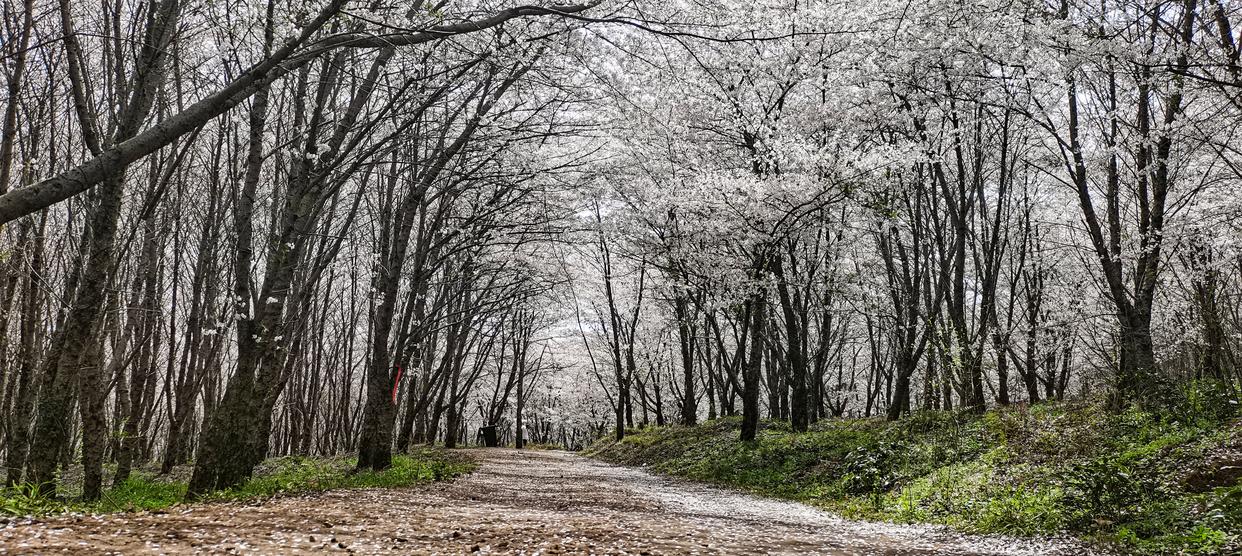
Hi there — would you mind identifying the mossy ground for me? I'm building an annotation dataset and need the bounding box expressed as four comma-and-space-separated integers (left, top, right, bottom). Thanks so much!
588, 392, 1242, 555
0, 448, 473, 517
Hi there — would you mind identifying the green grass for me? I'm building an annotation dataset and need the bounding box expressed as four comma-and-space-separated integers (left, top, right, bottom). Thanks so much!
0, 448, 473, 517
587, 383, 1242, 555
204, 450, 472, 501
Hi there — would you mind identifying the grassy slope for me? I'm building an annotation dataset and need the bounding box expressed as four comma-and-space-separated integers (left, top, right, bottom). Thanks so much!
587, 401, 1242, 555
0, 448, 474, 517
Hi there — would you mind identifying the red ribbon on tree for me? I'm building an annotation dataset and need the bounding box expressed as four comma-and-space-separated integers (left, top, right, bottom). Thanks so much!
391, 365, 404, 405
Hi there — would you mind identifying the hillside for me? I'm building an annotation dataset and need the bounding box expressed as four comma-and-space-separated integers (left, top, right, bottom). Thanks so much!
587, 402, 1242, 555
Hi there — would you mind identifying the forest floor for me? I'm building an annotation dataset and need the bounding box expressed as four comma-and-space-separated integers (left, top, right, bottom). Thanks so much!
0, 448, 1097, 555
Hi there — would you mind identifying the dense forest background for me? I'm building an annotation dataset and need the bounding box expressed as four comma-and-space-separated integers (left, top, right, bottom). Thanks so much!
0, 0, 1239, 509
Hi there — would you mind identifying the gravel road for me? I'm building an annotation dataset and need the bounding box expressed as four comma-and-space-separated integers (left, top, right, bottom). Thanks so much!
0, 449, 1104, 555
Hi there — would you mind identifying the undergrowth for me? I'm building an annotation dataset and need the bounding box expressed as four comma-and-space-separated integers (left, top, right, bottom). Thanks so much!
0, 448, 473, 517
587, 382, 1242, 555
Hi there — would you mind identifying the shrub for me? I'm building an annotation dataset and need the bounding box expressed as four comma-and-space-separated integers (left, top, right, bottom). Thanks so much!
0, 484, 68, 516
841, 441, 900, 495
1062, 457, 1134, 526
976, 485, 1067, 535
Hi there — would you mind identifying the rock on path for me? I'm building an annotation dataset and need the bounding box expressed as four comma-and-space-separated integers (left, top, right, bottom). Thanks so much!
0, 449, 1104, 555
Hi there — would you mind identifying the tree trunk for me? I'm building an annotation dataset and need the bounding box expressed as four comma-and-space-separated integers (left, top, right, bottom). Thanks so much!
773, 254, 809, 432
741, 286, 765, 442
675, 295, 696, 426
5, 213, 44, 486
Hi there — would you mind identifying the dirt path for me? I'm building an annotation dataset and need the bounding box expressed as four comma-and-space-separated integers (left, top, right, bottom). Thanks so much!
0, 449, 1101, 555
